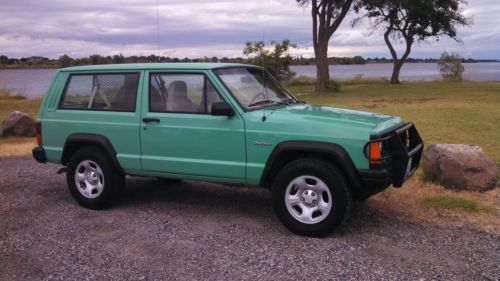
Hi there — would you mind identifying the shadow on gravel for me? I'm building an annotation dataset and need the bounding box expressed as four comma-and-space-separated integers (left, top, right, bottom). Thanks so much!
118, 177, 402, 237
120, 177, 273, 217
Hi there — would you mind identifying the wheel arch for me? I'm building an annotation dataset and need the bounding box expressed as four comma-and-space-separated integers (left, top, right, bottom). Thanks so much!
61, 133, 124, 174
260, 141, 365, 198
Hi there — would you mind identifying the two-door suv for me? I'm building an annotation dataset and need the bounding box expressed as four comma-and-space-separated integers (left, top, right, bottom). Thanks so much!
33, 63, 423, 236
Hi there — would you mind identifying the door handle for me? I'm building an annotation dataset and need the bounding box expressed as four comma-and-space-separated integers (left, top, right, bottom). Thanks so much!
142, 118, 160, 123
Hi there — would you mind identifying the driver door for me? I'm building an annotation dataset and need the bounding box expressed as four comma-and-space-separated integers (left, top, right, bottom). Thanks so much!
140, 71, 246, 179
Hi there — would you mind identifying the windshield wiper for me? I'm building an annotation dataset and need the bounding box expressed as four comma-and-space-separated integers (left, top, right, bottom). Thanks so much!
282, 98, 299, 104
248, 99, 287, 108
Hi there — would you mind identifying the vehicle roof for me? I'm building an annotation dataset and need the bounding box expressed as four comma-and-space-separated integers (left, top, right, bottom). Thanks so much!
60, 63, 258, 72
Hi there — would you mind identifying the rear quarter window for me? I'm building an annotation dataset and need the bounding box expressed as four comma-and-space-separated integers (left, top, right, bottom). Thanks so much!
59, 73, 140, 112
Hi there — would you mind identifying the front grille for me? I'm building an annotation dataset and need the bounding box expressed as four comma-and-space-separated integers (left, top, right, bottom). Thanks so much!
401, 130, 410, 150
365, 123, 424, 186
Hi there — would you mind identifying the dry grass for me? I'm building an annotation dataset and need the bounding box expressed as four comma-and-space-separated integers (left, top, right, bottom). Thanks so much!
366, 172, 500, 234
0, 93, 40, 121
0, 137, 36, 156
0, 89, 39, 156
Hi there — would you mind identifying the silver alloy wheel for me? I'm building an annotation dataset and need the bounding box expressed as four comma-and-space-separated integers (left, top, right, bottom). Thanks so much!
284, 175, 332, 224
74, 160, 105, 199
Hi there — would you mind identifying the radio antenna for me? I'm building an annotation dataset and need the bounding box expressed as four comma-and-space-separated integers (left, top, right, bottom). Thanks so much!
156, 0, 160, 60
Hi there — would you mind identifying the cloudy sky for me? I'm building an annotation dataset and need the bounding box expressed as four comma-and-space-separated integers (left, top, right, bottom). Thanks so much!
1, 0, 499, 59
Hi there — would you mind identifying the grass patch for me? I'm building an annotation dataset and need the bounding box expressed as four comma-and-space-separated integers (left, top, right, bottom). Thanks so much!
420, 195, 492, 212
287, 76, 342, 92
287, 75, 316, 86
0, 89, 41, 121
0, 88, 40, 157
421, 169, 440, 184
0, 88, 27, 100
287, 80, 500, 162
0, 137, 36, 156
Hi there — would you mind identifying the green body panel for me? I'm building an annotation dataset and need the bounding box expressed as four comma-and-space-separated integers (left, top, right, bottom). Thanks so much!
40, 69, 144, 171
242, 105, 403, 184
140, 70, 247, 179
37, 63, 404, 186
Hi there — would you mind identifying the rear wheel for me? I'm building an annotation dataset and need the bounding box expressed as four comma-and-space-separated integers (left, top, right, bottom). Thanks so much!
271, 158, 352, 237
66, 147, 124, 209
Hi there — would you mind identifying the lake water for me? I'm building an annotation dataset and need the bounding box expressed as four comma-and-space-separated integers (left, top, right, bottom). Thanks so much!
291, 62, 500, 81
1, 62, 499, 99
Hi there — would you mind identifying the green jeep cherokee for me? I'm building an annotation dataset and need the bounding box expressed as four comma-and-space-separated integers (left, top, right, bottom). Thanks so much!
33, 63, 423, 236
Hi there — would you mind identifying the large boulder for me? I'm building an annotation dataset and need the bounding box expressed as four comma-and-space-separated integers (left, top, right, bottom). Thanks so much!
422, 144, 498, 192
0, 111, 36, 137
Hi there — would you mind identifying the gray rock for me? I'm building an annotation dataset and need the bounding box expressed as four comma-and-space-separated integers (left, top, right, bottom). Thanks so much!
422, 144, 498, 192
0, 111, 36, 137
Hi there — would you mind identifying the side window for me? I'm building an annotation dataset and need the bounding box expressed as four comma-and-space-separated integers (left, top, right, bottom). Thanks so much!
206, 79, 222, 113
60, 73, 140, 111
149, 74, 222, 113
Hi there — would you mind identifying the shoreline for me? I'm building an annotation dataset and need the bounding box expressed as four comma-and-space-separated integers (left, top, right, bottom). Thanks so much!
2, 61, 500, 70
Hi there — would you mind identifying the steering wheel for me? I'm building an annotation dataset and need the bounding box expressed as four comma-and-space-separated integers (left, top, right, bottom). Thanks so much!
248, 92, 265, 106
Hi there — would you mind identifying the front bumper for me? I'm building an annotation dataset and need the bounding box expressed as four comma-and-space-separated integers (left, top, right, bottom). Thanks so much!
32, 146, 47, 163
360, 123, 423, 193
358, 168, 392, 196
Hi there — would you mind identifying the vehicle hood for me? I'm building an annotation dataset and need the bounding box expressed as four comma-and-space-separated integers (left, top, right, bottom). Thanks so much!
256, 104, 404, 136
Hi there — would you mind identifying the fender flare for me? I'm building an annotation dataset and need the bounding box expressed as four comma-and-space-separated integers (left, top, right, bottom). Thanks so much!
260, 140, 365, 197
61, 133, 124, 174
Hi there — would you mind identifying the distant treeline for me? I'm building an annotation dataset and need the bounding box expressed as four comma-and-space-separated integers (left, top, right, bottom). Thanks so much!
0, 54, 498, 68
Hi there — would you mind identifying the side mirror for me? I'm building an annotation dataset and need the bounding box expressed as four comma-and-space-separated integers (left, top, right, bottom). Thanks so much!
211, 102, 234, 117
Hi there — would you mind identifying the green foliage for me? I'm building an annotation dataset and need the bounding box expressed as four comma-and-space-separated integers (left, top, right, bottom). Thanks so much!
112, 53, 126, 64
58, 54, 72, 68
327, 80, 342, 92
437, 51, 464, 81
243, 40, 297, 82
358, 0, 470, 42
89, 54, 107, 65
0, 55, 8, 65
420, 195, 491, 212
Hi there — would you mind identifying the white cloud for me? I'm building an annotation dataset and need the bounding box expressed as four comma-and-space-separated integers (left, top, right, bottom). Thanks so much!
0, 0, 498, 59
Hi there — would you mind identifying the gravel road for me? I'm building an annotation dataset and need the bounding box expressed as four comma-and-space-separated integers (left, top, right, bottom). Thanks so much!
0, 156, 498, 281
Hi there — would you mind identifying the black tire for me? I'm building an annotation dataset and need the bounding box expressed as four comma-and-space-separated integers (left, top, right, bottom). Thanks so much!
66, 146, 124, 209
271, 158, 352, 237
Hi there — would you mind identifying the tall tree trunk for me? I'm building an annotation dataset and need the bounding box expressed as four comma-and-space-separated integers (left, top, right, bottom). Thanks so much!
391, 60, 403, 84
384, 28, 413, 84
309, 0, 353, 93
384, 28, 400, 84
314, 41, 329, 92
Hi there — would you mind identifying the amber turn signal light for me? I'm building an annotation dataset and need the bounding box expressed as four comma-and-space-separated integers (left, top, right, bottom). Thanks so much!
369, 142, 382, 165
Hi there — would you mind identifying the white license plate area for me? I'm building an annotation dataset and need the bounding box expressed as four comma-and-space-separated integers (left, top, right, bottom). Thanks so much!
404, 157, 413, 180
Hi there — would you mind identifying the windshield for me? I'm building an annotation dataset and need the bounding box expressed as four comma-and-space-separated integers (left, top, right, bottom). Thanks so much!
213, 67, 297, 110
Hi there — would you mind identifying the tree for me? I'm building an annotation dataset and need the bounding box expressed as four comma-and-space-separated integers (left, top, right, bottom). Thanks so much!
297, 0, 354, 92
0, 55, 9, 66
243, 40, 297, 82
437, 51, 464, 81
89, 54, 105, 65
112, 53, 126, 64
58, 54, 72, 68
355, 0, 469, 83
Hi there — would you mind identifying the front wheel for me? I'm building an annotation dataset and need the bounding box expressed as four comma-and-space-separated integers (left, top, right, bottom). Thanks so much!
66, 147, 124, 209
271, 158, 352, 237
